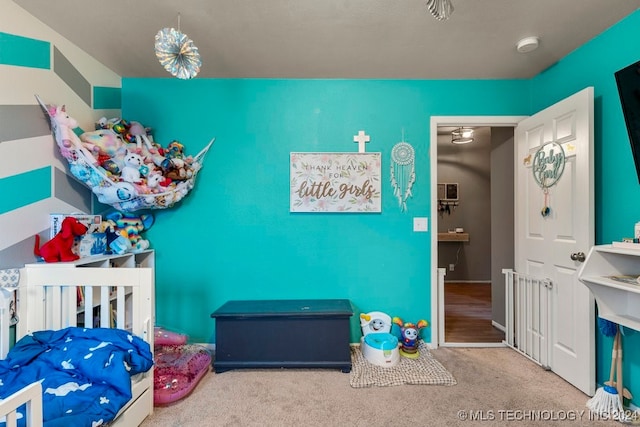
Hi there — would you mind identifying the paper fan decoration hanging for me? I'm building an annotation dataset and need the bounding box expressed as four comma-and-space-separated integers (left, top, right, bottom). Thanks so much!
390, 137, 416, 212
426, 0, 454, 21
155, 16, 201, 79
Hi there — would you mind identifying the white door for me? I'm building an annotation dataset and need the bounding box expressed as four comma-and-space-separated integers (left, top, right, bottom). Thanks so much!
515, 87, 595, 396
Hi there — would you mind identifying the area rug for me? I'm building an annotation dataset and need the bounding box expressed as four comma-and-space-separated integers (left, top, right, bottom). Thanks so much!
349, 341, 457, 388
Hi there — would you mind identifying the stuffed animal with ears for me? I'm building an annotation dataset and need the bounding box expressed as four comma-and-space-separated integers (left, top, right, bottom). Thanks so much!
146, 170, 172, 190
162, 141, 195, 181
392, 317, 429, 358
126, 121, 156, 151
121, 151, 148, 184
80, 129, 124, 159
105, 211, 154, 253
34, 217, 88, 262
80, 129, 126, 174
48, 104, 96, 164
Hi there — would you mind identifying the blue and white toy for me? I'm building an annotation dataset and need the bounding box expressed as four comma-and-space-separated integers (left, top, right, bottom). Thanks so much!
359, 311, 400, 367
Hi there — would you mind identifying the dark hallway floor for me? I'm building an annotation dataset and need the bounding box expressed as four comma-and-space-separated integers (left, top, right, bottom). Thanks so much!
444, 282, 505, 343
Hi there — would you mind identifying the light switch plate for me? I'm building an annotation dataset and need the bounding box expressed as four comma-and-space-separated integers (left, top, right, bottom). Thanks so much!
413, 217, 428, 232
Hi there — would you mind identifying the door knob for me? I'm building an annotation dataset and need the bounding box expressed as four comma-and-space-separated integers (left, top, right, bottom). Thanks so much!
570, 252, 586, 262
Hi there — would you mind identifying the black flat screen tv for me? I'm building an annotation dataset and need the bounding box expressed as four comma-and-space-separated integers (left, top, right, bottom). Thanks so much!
615, 60, 640, 184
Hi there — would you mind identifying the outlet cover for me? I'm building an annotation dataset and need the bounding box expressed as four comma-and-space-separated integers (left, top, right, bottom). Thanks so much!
413, 217, 428, 232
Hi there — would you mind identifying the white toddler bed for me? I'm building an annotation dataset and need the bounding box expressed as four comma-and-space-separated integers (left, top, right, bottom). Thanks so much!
0, 265, 155, 427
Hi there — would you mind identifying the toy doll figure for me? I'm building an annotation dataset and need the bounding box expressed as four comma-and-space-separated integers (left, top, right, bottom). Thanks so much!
393, 317, 429, 359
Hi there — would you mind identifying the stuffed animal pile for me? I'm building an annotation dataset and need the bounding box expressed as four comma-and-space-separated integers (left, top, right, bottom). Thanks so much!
80, 118, 199, 191
33, 211, 155, 262
39, 96, 213, 212
97, 211, 155, 255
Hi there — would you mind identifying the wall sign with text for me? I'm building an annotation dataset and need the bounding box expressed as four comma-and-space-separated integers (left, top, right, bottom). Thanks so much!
290, 152, 382, 212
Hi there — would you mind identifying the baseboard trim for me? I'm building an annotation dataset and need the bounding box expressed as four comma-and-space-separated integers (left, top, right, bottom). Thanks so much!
492, 321, 506, 332
440, 342, 507, 348
444, 280, 492, 284
351, 341, 438, 350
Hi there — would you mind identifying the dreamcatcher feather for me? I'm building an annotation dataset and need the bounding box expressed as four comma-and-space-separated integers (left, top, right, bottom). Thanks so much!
390, 140, 416, 212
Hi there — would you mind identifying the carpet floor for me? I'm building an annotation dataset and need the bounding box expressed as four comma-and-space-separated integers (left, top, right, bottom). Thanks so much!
142, 346, 617, 426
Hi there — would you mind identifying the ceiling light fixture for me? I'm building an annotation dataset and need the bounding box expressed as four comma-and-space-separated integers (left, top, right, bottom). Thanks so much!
451, 127, 474, 144
516, 36, 540, 53
426, 0, 454, 21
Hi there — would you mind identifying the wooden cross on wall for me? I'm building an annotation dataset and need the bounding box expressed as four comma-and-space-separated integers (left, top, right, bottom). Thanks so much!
353, 130, 370, 153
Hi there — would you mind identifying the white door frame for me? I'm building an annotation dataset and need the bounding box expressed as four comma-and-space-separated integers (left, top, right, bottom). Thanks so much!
429, 116, 527, 348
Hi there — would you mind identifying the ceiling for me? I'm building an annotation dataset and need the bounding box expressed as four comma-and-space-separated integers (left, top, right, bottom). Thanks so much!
12, 0, 640, 80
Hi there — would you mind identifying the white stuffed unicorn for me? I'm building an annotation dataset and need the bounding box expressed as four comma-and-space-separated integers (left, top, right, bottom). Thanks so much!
48, 104, 96, 163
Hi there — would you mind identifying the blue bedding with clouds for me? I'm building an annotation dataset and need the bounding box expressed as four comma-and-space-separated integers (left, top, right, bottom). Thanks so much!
0, 327, 153, 427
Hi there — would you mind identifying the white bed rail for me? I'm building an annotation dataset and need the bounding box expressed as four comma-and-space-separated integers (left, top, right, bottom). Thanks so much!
0, 264, 155, 427
502, 268, 552, 369
17, 267, 154, 346
0, 288, 14, 360
0, 382, 43, 427
0, 268, 20, 359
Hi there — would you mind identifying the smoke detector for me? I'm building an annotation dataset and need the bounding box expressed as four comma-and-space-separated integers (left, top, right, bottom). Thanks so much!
516, 37, 539, 53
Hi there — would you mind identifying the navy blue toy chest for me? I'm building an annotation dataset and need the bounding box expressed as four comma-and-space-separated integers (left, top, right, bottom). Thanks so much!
211, 299, 353, 373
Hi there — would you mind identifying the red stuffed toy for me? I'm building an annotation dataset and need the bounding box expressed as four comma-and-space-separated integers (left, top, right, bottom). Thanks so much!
34, 217, 88, 262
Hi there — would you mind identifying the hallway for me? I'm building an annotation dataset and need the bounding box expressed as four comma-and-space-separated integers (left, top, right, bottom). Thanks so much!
444, 282, 504, 343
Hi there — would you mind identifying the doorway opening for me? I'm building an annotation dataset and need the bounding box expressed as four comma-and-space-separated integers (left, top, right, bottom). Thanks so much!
430, 116, 526, 348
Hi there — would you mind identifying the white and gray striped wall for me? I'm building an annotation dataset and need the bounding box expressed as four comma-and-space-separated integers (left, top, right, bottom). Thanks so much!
1, 0, 122, 269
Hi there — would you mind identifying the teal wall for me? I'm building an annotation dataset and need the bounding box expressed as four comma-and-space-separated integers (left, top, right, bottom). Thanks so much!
0, 32, 49, 69
529, 12, 640, 405
0, 167, 50, 214
123, 10, 640, 404
122, 79, 529, 344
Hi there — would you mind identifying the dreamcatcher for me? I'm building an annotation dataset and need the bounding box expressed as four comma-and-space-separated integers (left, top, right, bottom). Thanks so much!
390, 136, 416, 212
155, 14, 201, 80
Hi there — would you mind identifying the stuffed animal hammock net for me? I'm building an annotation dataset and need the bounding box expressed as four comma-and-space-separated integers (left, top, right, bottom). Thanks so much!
36, 95, 213, 212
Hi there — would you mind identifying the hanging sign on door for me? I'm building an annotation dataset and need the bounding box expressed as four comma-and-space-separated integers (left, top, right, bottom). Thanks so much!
531, 141, 566, 217
532, 141, 566, 188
